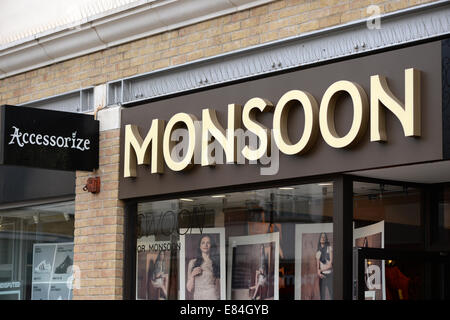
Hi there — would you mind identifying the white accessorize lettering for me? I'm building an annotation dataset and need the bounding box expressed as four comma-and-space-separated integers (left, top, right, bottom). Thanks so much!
56, 137, 65, 147
7, 127, 91, 151
84, 139, 90, 151
22, 132, 29, 144
64, 137, 71, 147
76, 138, 84, 151
8, 126, 24, 147
43, 135, 49, 146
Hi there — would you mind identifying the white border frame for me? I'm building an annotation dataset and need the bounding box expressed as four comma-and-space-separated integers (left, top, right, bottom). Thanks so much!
353, 220, 386, 300
179, 227, 226, 300
227, 232, 280, 300
294, 223, 333, 300
353, 221, 385, 248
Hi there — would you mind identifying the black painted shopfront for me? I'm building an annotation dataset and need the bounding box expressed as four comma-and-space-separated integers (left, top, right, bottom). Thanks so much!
118, 38, 450, 300
0, 107, 98, 300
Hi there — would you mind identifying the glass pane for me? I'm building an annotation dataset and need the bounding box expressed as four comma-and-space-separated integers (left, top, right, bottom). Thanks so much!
360, 258, 425, 300
434, 186, 450, 247
0, 201, 74, 300
136, 182, 334, 300
353, 181, 424, 300
353, 182, 422, 248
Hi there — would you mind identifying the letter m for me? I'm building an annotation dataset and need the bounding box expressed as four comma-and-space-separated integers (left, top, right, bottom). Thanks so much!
124, 119, 165, 177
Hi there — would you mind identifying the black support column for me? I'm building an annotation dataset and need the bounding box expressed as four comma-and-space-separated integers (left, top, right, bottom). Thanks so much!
333, 175, 353, 300
123, 201, 137, 300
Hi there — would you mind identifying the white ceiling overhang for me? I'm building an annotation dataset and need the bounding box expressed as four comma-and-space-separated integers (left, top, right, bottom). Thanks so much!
0, 0, 275, 79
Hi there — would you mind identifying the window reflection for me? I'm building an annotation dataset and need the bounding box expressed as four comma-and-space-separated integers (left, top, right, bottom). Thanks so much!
136, 182, 334, 300
0, 201, 74, 300
353, 181, 424, 300
436, 186, 450, 246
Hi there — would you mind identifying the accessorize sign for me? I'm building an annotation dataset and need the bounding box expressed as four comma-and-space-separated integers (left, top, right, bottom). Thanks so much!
0, 105, 99, 171
119, 40, 445, 199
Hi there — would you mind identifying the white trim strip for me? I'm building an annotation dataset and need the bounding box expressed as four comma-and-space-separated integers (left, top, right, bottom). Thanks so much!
0, 0, 276, 79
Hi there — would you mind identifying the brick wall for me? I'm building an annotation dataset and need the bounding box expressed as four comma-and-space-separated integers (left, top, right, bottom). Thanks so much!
0, 0, 437, 106
0, 0, 439, 300
73, 129, 124, 300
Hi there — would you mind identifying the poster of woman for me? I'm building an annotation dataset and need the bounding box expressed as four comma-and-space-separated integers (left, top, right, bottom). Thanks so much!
179, 228, 226, 300
353, 221, 385, 300
295, 223, 333, 300
227, 232, 279, 300
136, 236, 172, 300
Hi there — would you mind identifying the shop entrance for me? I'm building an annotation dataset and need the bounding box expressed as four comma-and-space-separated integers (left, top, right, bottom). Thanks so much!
351, 178, 450, 300
125, 175, 450, 300
353, 247, 450, 300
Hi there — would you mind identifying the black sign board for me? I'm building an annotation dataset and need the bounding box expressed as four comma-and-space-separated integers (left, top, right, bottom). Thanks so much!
119, 40, 444, 199
0, 105, 99, 171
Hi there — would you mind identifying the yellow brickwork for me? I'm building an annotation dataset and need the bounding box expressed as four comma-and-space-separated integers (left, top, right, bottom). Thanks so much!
0, 0, 438, 106
73, 129, 124, 300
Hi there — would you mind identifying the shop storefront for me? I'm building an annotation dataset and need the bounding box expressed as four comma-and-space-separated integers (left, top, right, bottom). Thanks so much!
0, 197, 75, 300
118, 38, 450, 300
1, 0, 450, 302
0, 106, 98, 300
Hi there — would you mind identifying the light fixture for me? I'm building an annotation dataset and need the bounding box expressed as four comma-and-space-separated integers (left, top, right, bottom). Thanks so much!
318, 183, 333, 186
279, 187, 294, 190
180, 198, 194, 202
211, 195, 226, 198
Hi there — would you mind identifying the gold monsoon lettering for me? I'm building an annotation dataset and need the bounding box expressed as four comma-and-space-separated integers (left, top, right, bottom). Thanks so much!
123, 68, 421, 177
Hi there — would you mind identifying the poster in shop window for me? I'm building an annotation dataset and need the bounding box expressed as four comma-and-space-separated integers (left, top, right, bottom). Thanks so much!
227, 232, 279, 300
179, 228, 226, 300
295, 223, 333, 300
248, 222, 285, 260
31, 283, 50, 300
353, 221, 386, 300
51, 243, 74, 282
31, 242, 74, 300
48, 283, 71, 300
136, 236, 174, 300
32, 244, 56, 283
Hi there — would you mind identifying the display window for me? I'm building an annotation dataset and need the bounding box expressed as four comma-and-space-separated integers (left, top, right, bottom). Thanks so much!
0, 201, 74, 300
135, 182, 334, 300
435, 185, 450, 246
352, 181, 424, 300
